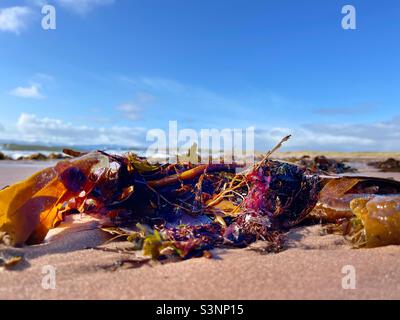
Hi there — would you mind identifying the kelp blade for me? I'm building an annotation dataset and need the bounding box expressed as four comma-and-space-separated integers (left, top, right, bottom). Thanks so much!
0, 152, 109, 246
351, 196, 400, 247
309, 178, 361, 221
0, 167, 60, 245
310, 177, 400, 222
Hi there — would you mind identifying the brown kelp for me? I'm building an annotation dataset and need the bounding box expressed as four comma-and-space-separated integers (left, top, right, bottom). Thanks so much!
311, 175, 400, 248
349, 196, 400, 247
0, 152, 110, 246
310, 176, 400, 222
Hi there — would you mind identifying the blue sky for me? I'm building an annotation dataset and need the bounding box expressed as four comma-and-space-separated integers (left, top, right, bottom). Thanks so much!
0, 0, 399, 151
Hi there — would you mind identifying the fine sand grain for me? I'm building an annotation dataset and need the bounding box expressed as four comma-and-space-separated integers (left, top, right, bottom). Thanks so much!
1, 160, 400, 300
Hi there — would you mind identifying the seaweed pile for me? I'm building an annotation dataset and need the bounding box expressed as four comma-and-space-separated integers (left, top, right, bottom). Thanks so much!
368, 158, 400, 172
288, 155, 356, 174
1, 136, 400, 264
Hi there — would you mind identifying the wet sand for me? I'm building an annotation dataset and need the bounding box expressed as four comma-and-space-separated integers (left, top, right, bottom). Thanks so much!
0, 161, 56, 189
1, 160, 400, 300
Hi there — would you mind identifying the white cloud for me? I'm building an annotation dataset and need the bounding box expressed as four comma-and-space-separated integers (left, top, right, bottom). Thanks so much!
255, 117, 400, 152
10, 84, 44, 99
56, 0, 115, 15
15, 113, 146, 147
0, 6, 32, 34
3, 113, 400, 151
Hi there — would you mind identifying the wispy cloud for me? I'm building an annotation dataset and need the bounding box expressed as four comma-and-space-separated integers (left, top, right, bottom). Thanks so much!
116, 93, 155, 121
56, 0, 115, 15
117, 76, 248, 127
117, 103, 141, 120
139, 77, 186, 94
15, 113, 146, 146
34, 72, 55, 82
26, 0, 47, 7
0, 6, 32, 34
9, 84, 44, 99
314, 103, 376, 116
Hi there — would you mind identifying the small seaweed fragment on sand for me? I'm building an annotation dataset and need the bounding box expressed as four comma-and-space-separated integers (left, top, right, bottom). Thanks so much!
0, 253, 23, 270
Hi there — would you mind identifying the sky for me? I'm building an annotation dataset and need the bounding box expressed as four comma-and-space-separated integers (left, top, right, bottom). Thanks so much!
0, 0, 399, 151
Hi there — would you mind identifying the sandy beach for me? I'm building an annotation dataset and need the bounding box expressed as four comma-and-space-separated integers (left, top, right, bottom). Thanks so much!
1, 159, 400, 300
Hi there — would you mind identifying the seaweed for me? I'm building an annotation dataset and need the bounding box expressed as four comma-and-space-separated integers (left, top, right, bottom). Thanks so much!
1, 135, 400, 265
0, 254, 23, 270
368, 158, 400, 172
290, 155, 356, 174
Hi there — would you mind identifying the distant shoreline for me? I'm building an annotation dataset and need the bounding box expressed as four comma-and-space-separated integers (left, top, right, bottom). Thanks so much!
272, 151, 400, 161
1, 150, 400, 162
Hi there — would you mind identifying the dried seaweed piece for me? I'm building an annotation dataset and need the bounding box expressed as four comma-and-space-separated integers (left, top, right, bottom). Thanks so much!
100, 258, 151, 271
0, 254, 23, 269
63, 148, 86, 158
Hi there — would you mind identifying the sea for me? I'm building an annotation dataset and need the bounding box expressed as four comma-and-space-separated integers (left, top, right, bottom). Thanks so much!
0, 143, 137, 160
